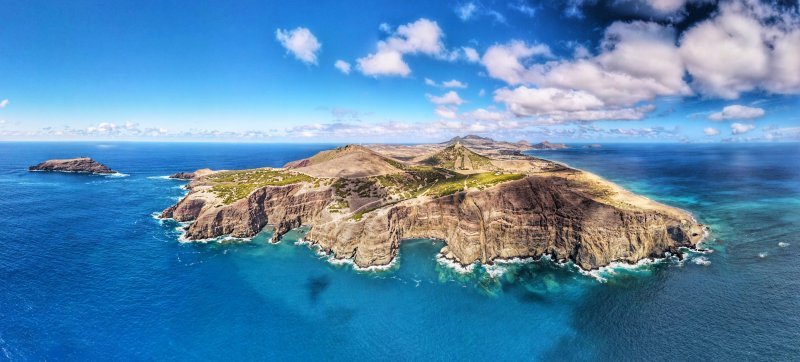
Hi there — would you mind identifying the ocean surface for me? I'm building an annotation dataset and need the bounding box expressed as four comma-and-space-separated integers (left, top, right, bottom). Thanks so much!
1, 142, 799, 360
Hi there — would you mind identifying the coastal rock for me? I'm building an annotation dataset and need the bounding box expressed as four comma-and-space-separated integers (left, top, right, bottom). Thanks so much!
168, 168, 213, 180
28, 157, 116, 174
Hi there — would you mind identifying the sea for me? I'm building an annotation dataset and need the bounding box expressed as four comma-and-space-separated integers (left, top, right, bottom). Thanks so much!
0, 142, 798, 361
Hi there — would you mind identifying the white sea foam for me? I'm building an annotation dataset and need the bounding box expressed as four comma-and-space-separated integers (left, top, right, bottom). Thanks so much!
147, 175, 173, 180
778, 242, 790, 248
758, 252, 768, 258
106, 172, 129, 178
693, 256, 711, 266
435, 252, 476, 274
580, 257, 665, 283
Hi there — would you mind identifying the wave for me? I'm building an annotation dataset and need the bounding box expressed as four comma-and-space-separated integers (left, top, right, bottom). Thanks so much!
106, 172, 129, 178
758, 252, 768, 258
435, 252, 476, 274
692, 256, 711, 266
146, 175, 174, 180
778, 242, 790, 247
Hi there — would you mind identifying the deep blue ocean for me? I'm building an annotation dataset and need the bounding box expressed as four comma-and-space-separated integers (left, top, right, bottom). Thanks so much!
1, 142, 799, 360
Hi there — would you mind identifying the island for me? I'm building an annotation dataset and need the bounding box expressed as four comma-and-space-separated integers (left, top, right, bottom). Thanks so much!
160, 137, 705, 271
530, 141, 569, 150
29, 157, 116, 174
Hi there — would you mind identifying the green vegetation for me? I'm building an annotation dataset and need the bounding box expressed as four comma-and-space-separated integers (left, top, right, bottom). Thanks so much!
426, 172, 525, 197
207, 168, 317, 204
421, 143, 494, 171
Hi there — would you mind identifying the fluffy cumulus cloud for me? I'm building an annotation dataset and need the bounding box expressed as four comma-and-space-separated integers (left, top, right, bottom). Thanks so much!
679, 0, 800, 98
481, 41, 552, 84
703, 127, 720, 136
275, 27, 321, 65
357, 18, 448, 77
708, 104, 765, 121
483, 21, 691, 123
731, 122, 756, 135
334, 60, 351, 74
0, 99, 8, 108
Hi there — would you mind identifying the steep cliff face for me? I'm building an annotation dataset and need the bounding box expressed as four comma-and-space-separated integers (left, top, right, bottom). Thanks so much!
306, 175, 703, 270
162, 168, 703, 270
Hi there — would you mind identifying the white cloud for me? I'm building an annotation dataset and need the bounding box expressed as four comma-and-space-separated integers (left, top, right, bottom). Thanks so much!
509, 1, 537, 17
384, 18, 444, 55
427, 91, 465, 106
379, 23, 391, 33
435, 106, 458, 119
731, 122, 756, 135
494, 86, 655, 123
462, 47, 480, 63
425, 78, 468, 88
456, 2, 478, 21
481, 22, 691, 107
478, 89, 486, 97
358, 50, 410, 77
763, 126, 800, 141
525, 21, 691, 106
494, 87, 604, 114
334, 60, 351, 74
703, 127, 720, 136
455, 2, 506, 23
708, 104, 765, 121
0, 99, 8, 108
479, 20, 695, 122
462, 108, 507, 121
481, 41, 552, 84
357, 18, 445, 77
679, 1, 800, 98
275, 27, 321, 65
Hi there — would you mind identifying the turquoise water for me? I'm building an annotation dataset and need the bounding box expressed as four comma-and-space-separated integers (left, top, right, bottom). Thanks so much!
1, 142, 798, 360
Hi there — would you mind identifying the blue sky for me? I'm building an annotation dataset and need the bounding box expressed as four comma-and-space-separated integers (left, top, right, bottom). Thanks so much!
0, 0, 798, 142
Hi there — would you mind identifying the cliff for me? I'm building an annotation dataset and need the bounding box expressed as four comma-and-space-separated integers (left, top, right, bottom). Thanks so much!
29, 157, 116, 174
161, 140, 705, 271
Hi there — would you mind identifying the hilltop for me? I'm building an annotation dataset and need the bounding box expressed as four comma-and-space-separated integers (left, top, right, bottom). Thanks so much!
161, 137, 704, 271
284, 144, 403, 178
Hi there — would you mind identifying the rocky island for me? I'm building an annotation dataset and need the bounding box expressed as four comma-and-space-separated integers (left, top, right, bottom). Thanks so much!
161, 137, 705, 271
29, 157, 116, 174
530, 141, 569, 150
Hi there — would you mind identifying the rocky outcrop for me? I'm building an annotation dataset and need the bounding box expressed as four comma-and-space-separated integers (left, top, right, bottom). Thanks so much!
168, 168, 213, 180
29, 157, 115, 174
162, 170, 704, 270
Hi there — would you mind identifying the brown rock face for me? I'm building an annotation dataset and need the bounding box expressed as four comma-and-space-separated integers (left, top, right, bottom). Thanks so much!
29, 157, 116, 174
162, 172, 703, 270
307, 176, 703, 270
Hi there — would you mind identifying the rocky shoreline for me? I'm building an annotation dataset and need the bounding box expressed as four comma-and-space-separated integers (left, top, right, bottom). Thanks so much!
160, 139, 706, 271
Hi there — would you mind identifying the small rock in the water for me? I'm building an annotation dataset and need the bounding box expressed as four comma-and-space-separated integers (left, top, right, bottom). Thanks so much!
28, 157, 116, 174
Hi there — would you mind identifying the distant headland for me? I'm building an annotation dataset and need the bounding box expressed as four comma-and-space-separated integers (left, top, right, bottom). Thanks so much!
160, 136, 704, 271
